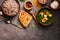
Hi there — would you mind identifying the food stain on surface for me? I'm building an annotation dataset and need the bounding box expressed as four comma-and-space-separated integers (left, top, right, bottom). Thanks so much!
33, 0, 42, 10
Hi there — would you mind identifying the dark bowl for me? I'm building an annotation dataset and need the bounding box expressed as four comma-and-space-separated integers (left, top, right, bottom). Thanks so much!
36, 8, 55, 26
1, 0, 20, 17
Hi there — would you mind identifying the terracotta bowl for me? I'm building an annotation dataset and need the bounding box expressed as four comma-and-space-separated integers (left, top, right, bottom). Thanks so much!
24, 1, 33, 10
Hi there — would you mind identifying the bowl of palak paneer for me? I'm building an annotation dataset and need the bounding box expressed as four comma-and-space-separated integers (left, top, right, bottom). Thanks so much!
36, 8, 54, 26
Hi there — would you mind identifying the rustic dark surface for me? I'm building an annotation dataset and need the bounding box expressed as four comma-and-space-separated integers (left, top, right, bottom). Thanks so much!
0, 0, 60, 40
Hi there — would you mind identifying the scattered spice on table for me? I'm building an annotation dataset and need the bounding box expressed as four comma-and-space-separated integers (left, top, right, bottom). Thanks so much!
32, 24, 35, 29
33, 0, 42, 10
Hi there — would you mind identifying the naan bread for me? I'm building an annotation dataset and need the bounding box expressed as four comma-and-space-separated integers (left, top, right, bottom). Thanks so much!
19, 10, 32, 28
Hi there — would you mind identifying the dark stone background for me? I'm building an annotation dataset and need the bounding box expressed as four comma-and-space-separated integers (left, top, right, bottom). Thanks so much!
0, 0, 60, 40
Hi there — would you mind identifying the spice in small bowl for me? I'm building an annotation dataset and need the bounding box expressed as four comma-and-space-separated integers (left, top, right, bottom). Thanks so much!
24, 1, 33, 10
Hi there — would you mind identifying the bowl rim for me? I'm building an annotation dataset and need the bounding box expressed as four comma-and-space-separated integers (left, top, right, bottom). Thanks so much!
36, 8, 55, 26
37, 0, 48, 5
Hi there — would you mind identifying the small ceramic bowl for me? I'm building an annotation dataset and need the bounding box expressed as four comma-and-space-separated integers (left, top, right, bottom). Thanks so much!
24, 1, 33, 10
50, 0, 59, 10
